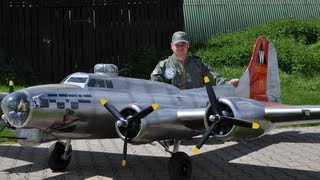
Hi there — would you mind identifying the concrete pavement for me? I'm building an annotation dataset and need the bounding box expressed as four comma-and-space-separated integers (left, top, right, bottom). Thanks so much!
0, 126, 320, 180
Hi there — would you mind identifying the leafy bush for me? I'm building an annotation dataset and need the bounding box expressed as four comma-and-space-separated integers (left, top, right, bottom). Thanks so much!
0, 49, 39, 86
0, 50, 16, 85
193, 32, 255, 68
274, 38, 320, 76
260, 18, 320, 44
119, 46, 171, 79
193, 18, 320, 77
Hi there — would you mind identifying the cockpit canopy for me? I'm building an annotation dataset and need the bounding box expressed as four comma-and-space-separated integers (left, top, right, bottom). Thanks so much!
61, 64, 179, 93
61, 64, 119, 88
61, 73, 89, 88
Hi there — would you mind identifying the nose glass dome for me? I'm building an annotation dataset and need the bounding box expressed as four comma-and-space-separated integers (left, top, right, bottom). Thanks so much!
1, 92, 31, 128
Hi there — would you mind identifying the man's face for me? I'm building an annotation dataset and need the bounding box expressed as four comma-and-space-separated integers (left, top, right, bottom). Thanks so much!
171, 42, 190, 58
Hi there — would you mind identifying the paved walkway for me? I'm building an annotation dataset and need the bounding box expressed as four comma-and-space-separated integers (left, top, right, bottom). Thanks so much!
0, 126, 320, 180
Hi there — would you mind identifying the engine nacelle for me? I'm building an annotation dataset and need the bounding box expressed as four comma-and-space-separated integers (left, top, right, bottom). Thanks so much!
204, 97, 275, 141
116, 104, 204, 144
115, 97, 276, 144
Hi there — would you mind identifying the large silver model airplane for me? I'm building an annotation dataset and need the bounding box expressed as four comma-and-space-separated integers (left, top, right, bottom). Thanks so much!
1, 36, 320, 179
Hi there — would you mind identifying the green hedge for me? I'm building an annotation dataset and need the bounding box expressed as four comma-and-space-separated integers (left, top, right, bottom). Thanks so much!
193, 18, 320, 77
119, 46, 171, 79
0, 50, 40, 86
0, 50, 15, 85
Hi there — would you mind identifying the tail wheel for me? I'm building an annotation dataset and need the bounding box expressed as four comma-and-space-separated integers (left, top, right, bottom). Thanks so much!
48, 141, 72, 171
168, 152, 192, 180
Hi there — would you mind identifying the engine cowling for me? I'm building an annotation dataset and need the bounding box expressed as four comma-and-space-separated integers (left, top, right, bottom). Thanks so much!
116, 104, 204, 144
204, 97, 276, 141
115, 97, 276, 144
116, 104, 141, 142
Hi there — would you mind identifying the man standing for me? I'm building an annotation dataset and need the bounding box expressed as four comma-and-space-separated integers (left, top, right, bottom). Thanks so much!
150, 31, 239, 89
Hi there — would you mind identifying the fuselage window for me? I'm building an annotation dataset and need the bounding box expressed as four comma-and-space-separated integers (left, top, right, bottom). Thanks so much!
88, 79, 106, 88
106, 80, 113, 88
40, 99, 49, 108
57, 102, 65, 109
71, 102, 79, 109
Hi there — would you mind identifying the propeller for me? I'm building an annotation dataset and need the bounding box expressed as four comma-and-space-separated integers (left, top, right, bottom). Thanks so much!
100, 98, 158, 166
193, 76, 259, 154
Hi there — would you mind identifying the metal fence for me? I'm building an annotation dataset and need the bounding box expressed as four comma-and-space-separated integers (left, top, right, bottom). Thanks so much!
0, 0, 184, 83
184, 0, 320, 43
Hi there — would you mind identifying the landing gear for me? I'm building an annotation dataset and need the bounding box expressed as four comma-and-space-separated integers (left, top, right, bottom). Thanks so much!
158, 139, 192, 180
48, 140, 72, 171
168, 152, 192, 180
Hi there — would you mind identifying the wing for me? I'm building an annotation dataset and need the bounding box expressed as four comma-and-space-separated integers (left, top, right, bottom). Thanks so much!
265, 104, 320, 125
111, 104, 206, 144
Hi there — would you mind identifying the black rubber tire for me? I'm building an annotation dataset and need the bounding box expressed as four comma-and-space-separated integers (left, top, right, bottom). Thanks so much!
47, 141, 72, 171
168, 152, 192, 180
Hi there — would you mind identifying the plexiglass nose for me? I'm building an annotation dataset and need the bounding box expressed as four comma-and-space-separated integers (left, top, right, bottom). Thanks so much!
1, 91, 31, 128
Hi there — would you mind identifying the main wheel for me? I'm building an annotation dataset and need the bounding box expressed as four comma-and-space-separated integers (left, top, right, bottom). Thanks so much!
48, 141, 72, 171
168, 152, 192, 180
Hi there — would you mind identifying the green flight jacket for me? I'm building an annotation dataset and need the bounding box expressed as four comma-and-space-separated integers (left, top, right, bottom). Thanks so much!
150, 55, 230, 89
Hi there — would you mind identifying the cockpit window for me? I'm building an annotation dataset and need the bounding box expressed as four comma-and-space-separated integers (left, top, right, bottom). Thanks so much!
67, 77, 88, 83
87, 79, 106, 88
106, 80, 113, 88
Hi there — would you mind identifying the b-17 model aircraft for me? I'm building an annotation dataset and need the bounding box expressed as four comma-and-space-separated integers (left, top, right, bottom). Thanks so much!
1, 36, 320, 179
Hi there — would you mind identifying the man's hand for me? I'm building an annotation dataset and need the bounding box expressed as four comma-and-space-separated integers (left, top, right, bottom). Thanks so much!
229, 78, 239, 87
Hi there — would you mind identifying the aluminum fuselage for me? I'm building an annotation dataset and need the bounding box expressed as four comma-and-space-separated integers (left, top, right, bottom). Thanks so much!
5, 72, 236, 140
4, 71, 320, 145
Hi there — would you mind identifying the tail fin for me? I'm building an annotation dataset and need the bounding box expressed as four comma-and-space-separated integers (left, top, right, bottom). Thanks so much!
236, 36, 281, 103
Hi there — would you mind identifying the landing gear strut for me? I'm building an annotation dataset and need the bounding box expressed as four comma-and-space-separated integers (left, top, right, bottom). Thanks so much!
48, 140, 72, 171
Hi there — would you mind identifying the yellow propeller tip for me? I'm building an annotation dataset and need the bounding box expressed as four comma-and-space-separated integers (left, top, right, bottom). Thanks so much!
193, 147, 199, 154
121, 160, 127, 166
152, 103, 159, 110
9, 80, 14, 86
204, 76, 210, 84
252, 122, 260, 129
100, 98, 107, 105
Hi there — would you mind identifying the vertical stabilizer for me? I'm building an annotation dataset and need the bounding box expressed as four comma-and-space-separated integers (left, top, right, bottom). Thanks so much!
236, 36, 281, 102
